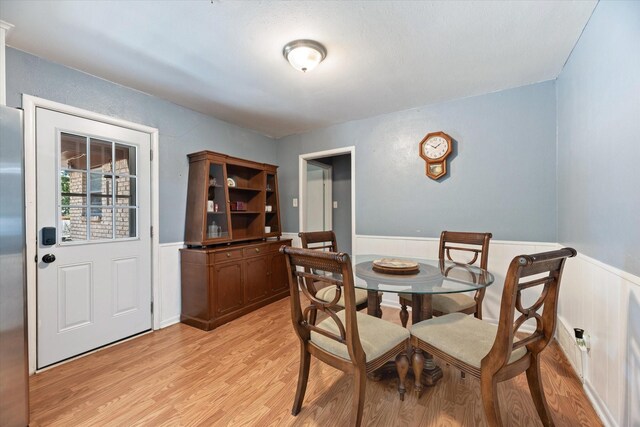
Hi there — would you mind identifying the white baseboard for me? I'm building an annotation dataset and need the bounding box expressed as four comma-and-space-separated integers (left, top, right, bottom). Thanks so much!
584, 381, 618, 427
159, 315, 181, 329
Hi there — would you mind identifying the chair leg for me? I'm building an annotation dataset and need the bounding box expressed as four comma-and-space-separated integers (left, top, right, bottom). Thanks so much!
395, 352, 410, 401
526, 353, 555, 426
291, 345, 311, 416
480, 372, 503, 427
399, 302, 409, 328
350, 368, 367, 427
411, 348, 424, 397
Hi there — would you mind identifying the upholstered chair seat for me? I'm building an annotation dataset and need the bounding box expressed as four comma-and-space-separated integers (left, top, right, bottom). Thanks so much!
312, 311, 410, 362
410, 312, 526, 368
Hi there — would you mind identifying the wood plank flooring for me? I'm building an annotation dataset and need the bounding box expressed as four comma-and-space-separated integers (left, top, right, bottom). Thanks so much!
30, 298, 602, 426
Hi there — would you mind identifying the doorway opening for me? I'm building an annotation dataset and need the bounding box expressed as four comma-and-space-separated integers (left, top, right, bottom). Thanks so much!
299, 147, 355, 254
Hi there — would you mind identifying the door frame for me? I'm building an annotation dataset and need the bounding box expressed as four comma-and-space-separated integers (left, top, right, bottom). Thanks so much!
305, 160, 333, 232
298, 146, 355, 253
22, 95, 160, 374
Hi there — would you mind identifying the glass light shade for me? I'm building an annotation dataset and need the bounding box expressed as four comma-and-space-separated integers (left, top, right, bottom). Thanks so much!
283, 40, 327, 73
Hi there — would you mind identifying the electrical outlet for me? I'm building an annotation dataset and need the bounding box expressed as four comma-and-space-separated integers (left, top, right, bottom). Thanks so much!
333, 201, 338, 209
293, 198, 298, 207
583, 333, 591, 351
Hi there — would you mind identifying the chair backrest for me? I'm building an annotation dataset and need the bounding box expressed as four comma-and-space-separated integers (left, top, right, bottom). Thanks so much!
484, 247, 577, 371
298, 231, 339, 293
439, 231, 492, 313
281, 246, 365, 364
438, 231, 492, 269
298, 230, 338, 252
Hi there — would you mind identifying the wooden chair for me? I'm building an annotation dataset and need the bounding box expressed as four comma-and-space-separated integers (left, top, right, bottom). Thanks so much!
410, 247, 577, 426
298, 231, 371, 312
282, 246, 410, 427
399, 231, 492, 327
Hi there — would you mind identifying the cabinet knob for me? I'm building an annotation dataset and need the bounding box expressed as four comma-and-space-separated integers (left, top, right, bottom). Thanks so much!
255, 248, 260, 253
226, 252, 231, 257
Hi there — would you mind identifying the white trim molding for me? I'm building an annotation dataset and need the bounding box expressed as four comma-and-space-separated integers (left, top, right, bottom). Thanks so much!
0, 20, 14, 106
22, 95, 161, 374
158, 241, 185, 329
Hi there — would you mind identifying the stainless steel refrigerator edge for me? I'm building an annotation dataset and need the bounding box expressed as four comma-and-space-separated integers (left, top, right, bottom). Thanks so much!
0, 105, 29, 426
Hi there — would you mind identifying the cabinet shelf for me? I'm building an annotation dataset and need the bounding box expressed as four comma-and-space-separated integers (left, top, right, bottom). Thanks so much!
230, 211, 261, 215
229, 186, 262, 192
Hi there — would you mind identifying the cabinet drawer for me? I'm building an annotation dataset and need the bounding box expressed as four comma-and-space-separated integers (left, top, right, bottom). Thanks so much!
213, 249, 242, 263
269, 242, 287, 252
243, 246, 266, 258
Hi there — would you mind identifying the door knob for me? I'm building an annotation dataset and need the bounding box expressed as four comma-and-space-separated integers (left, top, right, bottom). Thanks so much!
42, 254, 56, 263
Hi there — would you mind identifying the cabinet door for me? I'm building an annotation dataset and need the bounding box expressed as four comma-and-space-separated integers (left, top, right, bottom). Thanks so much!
244, 256, 269, 304
269, 252, 288, 294
214, 262, 243, 316
203, 161, 231, 244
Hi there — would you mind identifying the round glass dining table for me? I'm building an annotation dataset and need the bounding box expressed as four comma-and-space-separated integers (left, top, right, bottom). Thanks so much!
352, 254, 494, 386
353, 254, 494, 321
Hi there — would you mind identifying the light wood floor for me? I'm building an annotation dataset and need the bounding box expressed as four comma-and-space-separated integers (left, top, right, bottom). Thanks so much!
30, 298, 602, 426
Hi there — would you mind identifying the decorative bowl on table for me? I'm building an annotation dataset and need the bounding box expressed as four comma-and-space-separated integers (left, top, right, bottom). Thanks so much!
372, 258, 420, 275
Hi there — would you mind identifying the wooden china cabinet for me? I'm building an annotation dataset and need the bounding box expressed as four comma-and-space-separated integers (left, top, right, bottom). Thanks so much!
180, 151, 291, 331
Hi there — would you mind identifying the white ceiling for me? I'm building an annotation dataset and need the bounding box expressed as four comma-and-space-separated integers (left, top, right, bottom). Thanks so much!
0, 1, 596, 138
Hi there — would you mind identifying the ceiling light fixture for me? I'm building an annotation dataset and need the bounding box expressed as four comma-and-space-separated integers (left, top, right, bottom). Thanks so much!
282, 39, 327, 73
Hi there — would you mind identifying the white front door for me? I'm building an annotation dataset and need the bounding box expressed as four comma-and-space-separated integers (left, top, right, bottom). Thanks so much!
36, 108, 152, 368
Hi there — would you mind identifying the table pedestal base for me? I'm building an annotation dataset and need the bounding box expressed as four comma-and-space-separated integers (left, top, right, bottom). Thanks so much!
368, 350, 443, 389
420, 356, 443, 387
365, 290, 444, 388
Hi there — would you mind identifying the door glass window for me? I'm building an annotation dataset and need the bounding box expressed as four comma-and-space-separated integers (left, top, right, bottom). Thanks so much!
59, 133, 138, 243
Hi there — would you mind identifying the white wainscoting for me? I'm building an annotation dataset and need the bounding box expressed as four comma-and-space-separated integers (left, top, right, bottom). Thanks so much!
557, 251, 640, 427
157, 242, 184, 328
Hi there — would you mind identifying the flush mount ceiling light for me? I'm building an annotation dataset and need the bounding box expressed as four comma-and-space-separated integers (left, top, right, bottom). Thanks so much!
282, 39, 327, 73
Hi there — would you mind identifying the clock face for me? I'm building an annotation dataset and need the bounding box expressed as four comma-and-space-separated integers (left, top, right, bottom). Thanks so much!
423, 136, 449, 160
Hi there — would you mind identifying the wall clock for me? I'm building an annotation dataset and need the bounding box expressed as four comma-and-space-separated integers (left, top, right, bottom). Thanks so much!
419, 131, 453, 180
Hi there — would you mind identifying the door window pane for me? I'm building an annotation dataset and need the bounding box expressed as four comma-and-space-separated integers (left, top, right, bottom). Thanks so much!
60, 133, 87, 170
115, 143, 136, 175
115, 176, 136, 207
89, 173, 113, 206
89, 208, 113, 240
62, 207, 87, 242
115, 208, 137, 238
90, 139, 113, 173
59, 134, 139, 243
61, 170, 87, 206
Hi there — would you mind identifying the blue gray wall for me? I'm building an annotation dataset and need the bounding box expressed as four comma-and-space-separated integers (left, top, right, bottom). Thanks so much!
6, 48, 277, 243
277, 81, 558, 242
557, 1, 640, 276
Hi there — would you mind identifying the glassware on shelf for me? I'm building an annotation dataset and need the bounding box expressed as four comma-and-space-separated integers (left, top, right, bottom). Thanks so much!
208, 221, 222, 238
